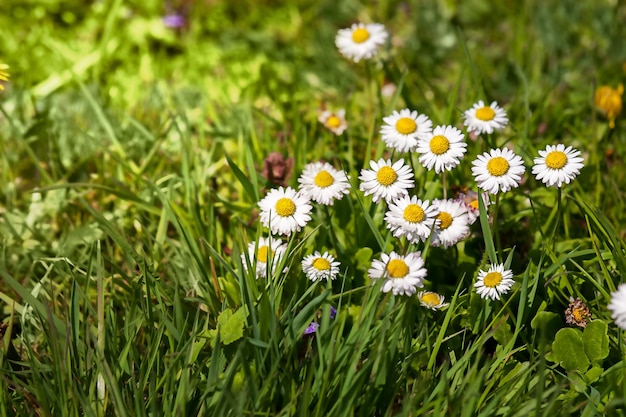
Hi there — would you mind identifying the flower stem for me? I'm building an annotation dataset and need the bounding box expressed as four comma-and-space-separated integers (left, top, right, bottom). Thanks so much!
493, 193, 502, 261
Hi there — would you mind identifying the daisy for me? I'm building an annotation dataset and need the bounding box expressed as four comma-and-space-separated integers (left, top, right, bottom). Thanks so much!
416, 125, 467, 173
458, 190, 490, 225
380, 109, 433, 153
463, 100, 508, 135
384, 196, 438, 243
368, 251, 427, 296
298, 162, 350, 205
531, 144, 584, 188
335, 22, 388, 63
608, 283, 626, 330
471, 148, 526, 194
241, 237, 287, 279
431, 199, 470, 248
417, 291, 448, 310
474, 263, 515, 301
302, 251, 341, 282
258, 187, 313, 236
318, 109, 348, 135
359, 158, 414, 204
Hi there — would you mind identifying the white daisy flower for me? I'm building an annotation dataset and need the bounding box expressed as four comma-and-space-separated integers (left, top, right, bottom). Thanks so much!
531, 144, 584, 188
463, 100, 508, 135
335, 22, 388, 63
384, 196, 438, 243
302, 251, 340, 282
431, 199, 470, 249
368, 251, 427, 296
458, 190, 491, 225
258, 187, 313, 236
380, 109, 433, 153
359, 158, 414, 204
471, 148, 526, 194
241, 237, 287, 279
318, 109, 348, 135
416, 125, 467, 173
417, 291, 449, 310
474, 263, 515, 301
298, 162, 351, 206
608, 283, 626, 330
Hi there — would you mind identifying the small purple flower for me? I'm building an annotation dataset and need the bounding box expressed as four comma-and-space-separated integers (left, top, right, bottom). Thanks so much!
329, 306, 337, 319
163, 13, 185, 28
304, 322, 319, 335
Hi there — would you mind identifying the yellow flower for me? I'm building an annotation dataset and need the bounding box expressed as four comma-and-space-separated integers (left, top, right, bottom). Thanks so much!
0, 63, 9, 91
595, 84, 623, 128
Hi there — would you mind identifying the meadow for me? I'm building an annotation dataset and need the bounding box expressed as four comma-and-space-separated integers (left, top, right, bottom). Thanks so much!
1, 0, 626, 415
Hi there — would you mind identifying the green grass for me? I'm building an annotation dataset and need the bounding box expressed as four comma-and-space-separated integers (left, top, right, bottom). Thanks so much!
1, 0, 626, 415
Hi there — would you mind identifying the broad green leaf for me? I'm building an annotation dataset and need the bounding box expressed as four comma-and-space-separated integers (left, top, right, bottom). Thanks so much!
217, 307, 248, 345
531, 311, 561, 347
582, 320, 609, 362
551, 328, 589, 372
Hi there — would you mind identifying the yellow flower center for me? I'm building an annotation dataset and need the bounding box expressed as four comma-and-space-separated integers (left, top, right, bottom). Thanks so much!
352, 28, 370, 43
429, 135, 450, 155
376, 166, 398, 186
483, 271, 503, 288
387, 259, 409, 278
544, 151, 568, 170
421, 292, 441, 306
403, 204, 425, 223
436, 212, 453, 230
257, 246, 271, 263
275, 198, 296, 217
314, 170, 335, 188
486, 157, 509, 176
469, 199, 479, 210
572, 307, 585, 323
326, 115, 341, 128
476, 106, 496, 121
312, 258, 331, 271
395, 117, 417, 135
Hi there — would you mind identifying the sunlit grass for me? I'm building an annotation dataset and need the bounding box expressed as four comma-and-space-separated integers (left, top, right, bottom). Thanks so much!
1, 0, 626, 416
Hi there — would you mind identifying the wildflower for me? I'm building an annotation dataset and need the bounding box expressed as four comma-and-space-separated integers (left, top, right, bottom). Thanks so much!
418, 291, 448, 310
302, 251, 340, 282
595, 84, 623, 128
303, 306, 337, 336
380, 109, 433, 153
463, 100, 508, 135
262, 152, 294, 187
318, 109, 348, 135
359, 158, 414, 204
565, 297, 592, 328
457, 190, 490, 225
430, 199, 470, 248
0, 63, 9, 91
298, 162, 350, 205
471, 148, 526, 194
474, 264, 515, 301
163, 13, 185, 28
258, 187, 313, 236
608, 283, 626, 330
384, 196, 438, 243
241, 237, 287, 278
368, 251, 427, 296
532, 144, 584, 188
335, 22, 388, 62
416, 125, 467, 173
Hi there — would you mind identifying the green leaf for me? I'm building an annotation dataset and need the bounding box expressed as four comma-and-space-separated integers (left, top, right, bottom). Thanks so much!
531, 311, 562, 347
582, 320, 609, 362
551, 328, 589, 372
584, 366, 604, 384
217, 307, 248, 346
354, 247, 373, 273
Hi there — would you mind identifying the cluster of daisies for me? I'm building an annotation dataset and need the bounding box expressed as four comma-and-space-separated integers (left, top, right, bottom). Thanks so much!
242, 20, 588, 315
